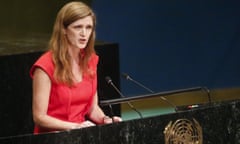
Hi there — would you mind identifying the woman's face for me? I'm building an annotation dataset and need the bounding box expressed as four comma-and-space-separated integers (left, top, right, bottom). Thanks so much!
65, 16, 93, 49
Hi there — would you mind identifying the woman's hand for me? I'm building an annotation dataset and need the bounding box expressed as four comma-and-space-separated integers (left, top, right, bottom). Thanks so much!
103, 116, 122, 124
72, 120, 96, 129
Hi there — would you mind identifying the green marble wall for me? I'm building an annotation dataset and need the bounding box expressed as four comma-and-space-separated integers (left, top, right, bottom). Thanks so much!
0, 0, 91, 34
0, 0, 91, 55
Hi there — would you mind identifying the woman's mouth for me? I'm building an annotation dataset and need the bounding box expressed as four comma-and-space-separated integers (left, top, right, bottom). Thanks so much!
79, 38, 86, 44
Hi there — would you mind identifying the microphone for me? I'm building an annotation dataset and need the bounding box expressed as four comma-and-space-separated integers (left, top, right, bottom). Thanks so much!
105, 76, 143, 118
122, 73, 154, 93
106, 102, 115, 123
202, 87, 212, 104
121, 73, 178, 112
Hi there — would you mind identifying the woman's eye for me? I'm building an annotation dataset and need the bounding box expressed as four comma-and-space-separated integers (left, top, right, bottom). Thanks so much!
86, 25, 93, 29
74, 25, 82, 29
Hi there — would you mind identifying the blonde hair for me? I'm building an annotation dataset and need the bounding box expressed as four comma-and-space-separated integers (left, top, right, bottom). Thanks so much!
49, 1, 96, 86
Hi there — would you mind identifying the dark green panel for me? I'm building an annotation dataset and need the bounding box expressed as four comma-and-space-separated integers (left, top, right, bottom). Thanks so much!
0, 0, 92, 55
0, 0, 91, 37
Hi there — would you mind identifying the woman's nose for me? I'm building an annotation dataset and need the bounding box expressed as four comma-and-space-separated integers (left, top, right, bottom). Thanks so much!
80, 28, 86, 36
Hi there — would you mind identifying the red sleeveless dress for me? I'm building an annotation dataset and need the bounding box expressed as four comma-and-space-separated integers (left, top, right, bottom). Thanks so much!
30, 51, 98, 134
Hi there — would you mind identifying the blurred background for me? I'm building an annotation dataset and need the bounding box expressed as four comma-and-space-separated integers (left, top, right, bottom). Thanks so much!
1, 0, 240, 94
92, 0, 240, 95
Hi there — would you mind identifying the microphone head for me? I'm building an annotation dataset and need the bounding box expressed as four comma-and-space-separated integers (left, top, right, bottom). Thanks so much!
105, 76, 112, 84
121, 73, 131, 80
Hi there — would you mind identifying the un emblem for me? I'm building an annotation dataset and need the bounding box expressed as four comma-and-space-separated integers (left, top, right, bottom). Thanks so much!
164, 118, 203, 144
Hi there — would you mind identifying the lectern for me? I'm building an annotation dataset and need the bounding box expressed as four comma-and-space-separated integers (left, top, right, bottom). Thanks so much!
0, 98, 239, 144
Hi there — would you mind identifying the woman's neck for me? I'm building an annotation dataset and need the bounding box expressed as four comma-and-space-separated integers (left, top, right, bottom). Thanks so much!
68, 47, 83, 82
68, 47, 81, 64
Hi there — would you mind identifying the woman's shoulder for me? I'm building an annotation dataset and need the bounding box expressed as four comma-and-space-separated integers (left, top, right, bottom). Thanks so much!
35, 51, 53, 65
91, 53, 99, 61
38, 51, 53, 61
30, 51, 54, 78
89, 53, 99, 65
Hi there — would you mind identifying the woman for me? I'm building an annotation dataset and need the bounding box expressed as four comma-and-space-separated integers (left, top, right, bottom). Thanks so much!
30, 1, 121, 134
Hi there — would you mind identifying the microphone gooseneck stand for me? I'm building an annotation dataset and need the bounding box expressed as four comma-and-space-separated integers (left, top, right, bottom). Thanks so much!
105, 76, 143, 118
